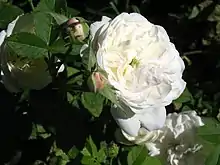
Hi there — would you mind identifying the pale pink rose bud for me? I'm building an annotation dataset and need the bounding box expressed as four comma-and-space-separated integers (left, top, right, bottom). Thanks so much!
87, 72, 105, 92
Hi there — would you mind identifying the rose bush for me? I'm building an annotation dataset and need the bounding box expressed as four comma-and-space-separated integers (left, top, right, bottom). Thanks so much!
90, 13, 186, 136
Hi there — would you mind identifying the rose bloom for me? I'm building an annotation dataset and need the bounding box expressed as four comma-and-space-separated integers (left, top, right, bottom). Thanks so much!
117, 111, 205, 165
0, 16, 64, 92
90, 13, 186, 136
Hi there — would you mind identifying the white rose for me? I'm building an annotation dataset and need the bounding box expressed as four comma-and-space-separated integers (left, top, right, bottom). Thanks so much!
0, 16, 64, 92
120, 111, 205, 165
90, 13, 186, 136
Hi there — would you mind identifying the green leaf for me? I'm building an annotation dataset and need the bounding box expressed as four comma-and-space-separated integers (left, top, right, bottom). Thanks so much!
82, 136, 98, 157
81, 92, 104, 117
50, 38, 83, 55
131, 5, 140, 13
99, 85, 117, 103
69, 44, 84, 56
67, 92, 74, 104
52, 157, 69, 165
50, 143, 70, 164
208, 5, 220, 22
68, 146, 79, 159
6, 32, 48, 59
29, 124, 51, 139
0, 2, 23, 29
12, 13, 53, 44
82, 140, 107, 164
188, 6, 200, 19
182, 105, 192, 111
96, 148, 107, 163
173, 87, 193, 104
67, 7, 80, 17
81, 45, 96, 71
99, 84, 134, 119
81, 136, 101, 164
50, 38, 68, 54
197, 117, 220, 144
205, 145, 220, 165
48, 12, 68, 25
66, 67, 80, 78
81, 156, 100, 165
33, 12, 53, 44
35, 0, 67, 14
127, 145, 148, 165
55, 149, 69, 161
66, 66, 82, 85
12, 14, 35, 34
127, 146, 161, 165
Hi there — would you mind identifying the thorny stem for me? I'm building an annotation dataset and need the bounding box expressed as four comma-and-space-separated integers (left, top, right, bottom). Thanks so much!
182, 56, 192, 66
183, 50, 203, 56
28, 0, 35, 10
109, 1, 120, 15
125, 0, 130, 12
110, 158, 113, 165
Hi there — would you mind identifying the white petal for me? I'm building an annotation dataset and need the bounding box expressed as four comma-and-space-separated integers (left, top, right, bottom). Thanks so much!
121, 127, 162, 145
101, 16, 112, 22
96, 49, 104, 69
145, 142, 161, 156
138, 107, 166, 131
129, 13, 150, 23
0, 30, 6, 46
156, 25, 170, 42
90, 16, 111, 38
58, 64, 65, 73
165, 111, 204, 138
6, 16, 20, 37
164, 79, 186, 105
80, 44, 88, 57
183, 111, 204, 127
111, 106, 141, 136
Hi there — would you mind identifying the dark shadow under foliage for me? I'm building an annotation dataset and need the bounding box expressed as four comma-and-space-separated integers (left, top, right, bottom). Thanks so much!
0, 84, 117, 164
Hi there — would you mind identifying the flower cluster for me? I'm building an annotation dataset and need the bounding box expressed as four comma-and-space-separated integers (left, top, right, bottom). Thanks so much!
118, 111, 204, 165
0, 12, 205, 165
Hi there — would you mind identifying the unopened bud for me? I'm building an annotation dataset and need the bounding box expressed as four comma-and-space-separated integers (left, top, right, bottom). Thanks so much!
108, 143, 119, 158
65, 17, 89, 43
87, 72, 105, 92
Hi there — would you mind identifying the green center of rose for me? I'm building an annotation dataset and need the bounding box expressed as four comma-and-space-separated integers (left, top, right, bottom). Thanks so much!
123, 58, 140, 76
129, 58, 139, 68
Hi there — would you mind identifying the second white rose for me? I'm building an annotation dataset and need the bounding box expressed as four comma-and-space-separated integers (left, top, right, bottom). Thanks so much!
0, 16, 64, 92
90, 13, 186, 136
